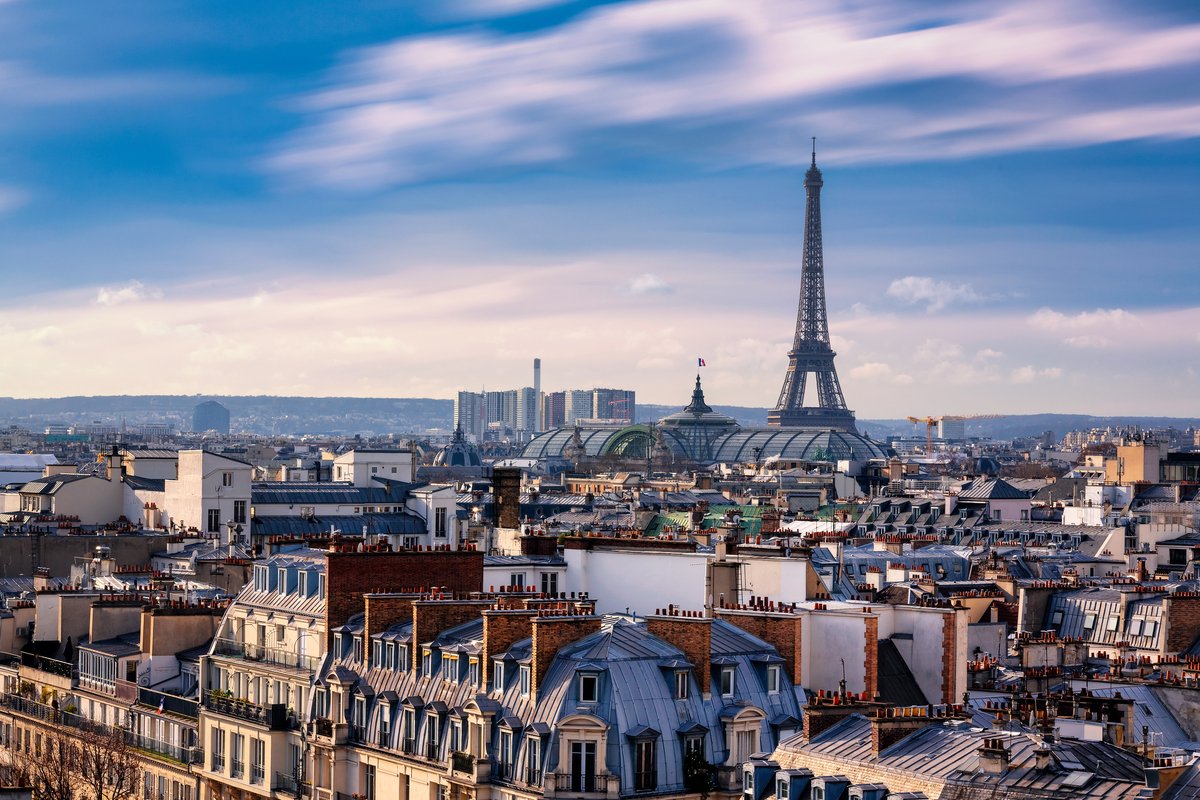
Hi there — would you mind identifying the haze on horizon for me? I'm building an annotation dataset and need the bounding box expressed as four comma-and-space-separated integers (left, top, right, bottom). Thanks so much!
0, 0, 1197, 417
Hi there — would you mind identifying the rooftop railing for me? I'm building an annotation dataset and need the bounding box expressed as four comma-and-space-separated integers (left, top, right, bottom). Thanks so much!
212, 638, 321, 672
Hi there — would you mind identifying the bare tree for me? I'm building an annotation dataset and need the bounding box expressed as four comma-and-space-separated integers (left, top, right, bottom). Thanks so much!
78, 726, 141, 800
10, 724, 80, 800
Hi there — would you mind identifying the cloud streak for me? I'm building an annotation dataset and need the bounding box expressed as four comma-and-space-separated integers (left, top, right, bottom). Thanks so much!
271, 0, 1200, 186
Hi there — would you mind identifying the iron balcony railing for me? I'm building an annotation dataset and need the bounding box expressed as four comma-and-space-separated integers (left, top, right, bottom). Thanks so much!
0, 695, 200, 764
451, 752, 475, 774
203, 691, 294, 730
212, 638, 321, 672
19, 651, 76, 679
274, 772, 311, 797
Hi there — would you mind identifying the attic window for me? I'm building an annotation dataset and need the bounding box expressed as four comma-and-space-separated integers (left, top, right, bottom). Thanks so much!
578, 673, 598, 703
719, 668, 736, 697
1082, 613, 1097, 631
674, 671, 689, 700
1106, 617, 1119, 632
1050, 610, 1063, 627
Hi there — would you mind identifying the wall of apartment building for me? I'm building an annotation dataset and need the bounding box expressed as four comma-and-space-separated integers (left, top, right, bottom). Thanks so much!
1, 535, 169, 579
562, 547, 710, 615
162, 451, 252, 537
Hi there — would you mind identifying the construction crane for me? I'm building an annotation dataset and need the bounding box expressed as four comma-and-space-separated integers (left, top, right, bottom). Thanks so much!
905, 414, 1007, 453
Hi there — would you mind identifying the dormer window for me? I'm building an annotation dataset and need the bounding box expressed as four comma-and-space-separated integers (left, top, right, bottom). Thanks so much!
767, 666, 781, 694
578, 673, 598, 703
494, 661, 506, 691
399, 645, 410, 671
468, 658, 479, 687
674, 671, 689, 700
719, 668, 735, 697
422, 649, 433, 675
353, 636, 363, 663
443, 654, 459, 681
777, 778, 788, 800
519, 665, 531, 696
372, 641, 383, 669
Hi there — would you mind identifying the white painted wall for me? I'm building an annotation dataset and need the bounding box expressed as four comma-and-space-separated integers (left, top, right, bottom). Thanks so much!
563, 548, 710, 614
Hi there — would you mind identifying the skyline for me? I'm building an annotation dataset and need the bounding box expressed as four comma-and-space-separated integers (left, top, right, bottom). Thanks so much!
1, 0, 1198, 415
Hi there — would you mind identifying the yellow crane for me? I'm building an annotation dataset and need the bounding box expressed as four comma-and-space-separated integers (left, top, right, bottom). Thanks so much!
905, 414, 1007, 453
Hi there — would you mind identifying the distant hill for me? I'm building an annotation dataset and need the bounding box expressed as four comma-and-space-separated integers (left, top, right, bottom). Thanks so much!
3, 395, 1196, 440
0, 395, 453, 436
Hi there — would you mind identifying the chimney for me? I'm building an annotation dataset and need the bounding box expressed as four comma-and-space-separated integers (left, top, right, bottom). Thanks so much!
531, 610, 602, 696
1033, 743, 1053, 771
364, 592, 420, 639
714, 606, 803, 685
977, 737, 1010, 774
482, 608, 536, 687
411, 598, 494, 675
646, 609, 713, 694
868, 707, 948, 756
493, 467, 522, 529
106, 445, 123, 482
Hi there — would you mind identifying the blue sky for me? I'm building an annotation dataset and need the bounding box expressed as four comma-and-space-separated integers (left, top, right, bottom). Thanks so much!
1, 0, 1198, 417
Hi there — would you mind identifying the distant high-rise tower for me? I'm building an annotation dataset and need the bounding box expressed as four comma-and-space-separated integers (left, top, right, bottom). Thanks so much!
192, 400, 230, 434
768, 142, 856, 432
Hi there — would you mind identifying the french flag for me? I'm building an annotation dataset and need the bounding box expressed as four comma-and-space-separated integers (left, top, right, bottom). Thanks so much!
697, 357, 706, 367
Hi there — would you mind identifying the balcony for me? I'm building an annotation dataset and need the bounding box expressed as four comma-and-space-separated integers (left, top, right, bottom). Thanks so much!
526, 768, 544, 788
548, 772, 618, 797
203, 691, 294, 730
274, 773, 312, 798
449, 752, 492, 783
212, 638, 321, 673
0, 695, 200, 764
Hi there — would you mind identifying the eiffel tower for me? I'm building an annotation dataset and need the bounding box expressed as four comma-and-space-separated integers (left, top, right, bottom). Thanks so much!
767, 141, 857, 432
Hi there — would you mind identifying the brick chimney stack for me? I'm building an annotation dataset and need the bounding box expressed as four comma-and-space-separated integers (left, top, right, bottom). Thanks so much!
411, 597, 495, 675
364, 592, 420, 639
646, 607, 713, 694
977, 737, 1011, 774
531, 609, 602, 696
714, 599, 803, 685
482, 608, 537, 686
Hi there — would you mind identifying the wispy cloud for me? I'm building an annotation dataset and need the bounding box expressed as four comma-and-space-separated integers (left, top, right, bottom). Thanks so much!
886, 275, 980, 312
271, 0, 1200, 186
95, 280, 162, 306
629, 272, 672, 295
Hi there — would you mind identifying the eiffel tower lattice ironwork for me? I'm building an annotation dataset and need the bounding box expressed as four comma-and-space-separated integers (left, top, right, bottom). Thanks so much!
767, 141, 857, 432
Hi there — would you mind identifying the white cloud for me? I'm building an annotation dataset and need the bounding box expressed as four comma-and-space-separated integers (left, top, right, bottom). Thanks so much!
974, 348, 1003, 361
848, 361, 913, 385
1010, 365, 1063, 384
1065, 334, 1111, 348
271, 0, 1200, 186
1029, 307, 1138, 330
94, 280, 162, 306
886, 275, 980, 312
629, 272, 672, 295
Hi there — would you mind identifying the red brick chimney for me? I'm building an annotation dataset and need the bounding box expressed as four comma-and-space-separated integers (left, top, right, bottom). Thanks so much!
364, 592, 420, 639
411, 598, 495, 674
714, 603, 802, 685
646, 608, 713, 694
531, 609, 602, 696
481, 608, 536, 686
323, 548, 484, 647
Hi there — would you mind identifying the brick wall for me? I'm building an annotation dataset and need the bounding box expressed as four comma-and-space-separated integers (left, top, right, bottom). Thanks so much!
411, 600, 495, 674
802, 703, 869, 740
646, 613, 712, 694
323, 549, 484, 644
941, 612, 956, 704
363, 593, 420, 639
713, 609, 802, 685
870, 717, 932, 756
1164, 595, 1200, 655
482, 609, 537, 686
864, 615, 879, 697
493, 467, 522, 529
531, 613, 602, 696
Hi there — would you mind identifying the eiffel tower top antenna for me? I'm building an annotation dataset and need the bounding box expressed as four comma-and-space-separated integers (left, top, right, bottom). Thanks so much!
811, 136, 816, 167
